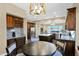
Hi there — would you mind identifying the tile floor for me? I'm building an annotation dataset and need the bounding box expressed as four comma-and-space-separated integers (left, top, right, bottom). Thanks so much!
31, 37, 39, 42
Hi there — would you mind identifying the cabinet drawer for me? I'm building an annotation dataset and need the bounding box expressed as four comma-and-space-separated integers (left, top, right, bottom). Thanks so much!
16, 37, 25, 48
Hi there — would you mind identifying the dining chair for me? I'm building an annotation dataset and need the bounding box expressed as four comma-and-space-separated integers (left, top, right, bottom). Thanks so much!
56, 41, 66, 55
6, 42, 25, 56
6, 42, 17, 56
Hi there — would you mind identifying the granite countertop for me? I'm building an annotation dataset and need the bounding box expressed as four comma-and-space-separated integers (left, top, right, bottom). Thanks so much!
55, 33, 75, 41
56, 35, 75, 41
39, 34, 52, 36
7, 35, 25, 40
57, 38, 75, 41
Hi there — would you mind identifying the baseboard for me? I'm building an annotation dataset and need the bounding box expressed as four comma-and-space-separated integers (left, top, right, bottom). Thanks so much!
0, 53, 7, 56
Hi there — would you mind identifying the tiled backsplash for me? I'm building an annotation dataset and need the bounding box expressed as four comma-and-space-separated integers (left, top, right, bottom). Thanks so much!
15, 28, 24, 37
7, 28, 24, 39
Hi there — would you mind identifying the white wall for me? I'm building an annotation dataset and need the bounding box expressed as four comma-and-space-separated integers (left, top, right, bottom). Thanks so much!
75, 4, 79, 46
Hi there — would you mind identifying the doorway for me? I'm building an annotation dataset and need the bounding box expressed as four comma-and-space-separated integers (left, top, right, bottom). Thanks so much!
27, 22, 37, 42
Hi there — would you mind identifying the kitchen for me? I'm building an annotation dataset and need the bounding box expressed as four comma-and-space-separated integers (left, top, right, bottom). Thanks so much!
6, 14, 26, 54
6, 4, 76, 56
37, 7, 76, 56
0, 3, 77, 56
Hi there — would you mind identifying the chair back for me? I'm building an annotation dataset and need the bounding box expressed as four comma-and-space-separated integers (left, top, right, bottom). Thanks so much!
6, 42, 17, 56
56, 41, 66, 53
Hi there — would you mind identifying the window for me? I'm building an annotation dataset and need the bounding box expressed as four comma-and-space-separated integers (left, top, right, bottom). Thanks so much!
48, 25, 64, 33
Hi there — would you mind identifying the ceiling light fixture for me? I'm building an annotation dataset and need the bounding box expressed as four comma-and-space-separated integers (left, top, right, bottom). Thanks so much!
29, 3, 46, 15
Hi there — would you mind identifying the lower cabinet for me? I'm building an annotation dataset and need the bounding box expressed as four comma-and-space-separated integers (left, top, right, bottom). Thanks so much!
56, 39, 75, 56
7, 37, 26, 54
39, 34, 55, 43
64, 41, 75, 56
7, 38, 16, 46
39, 36, 52, 42
16, 37, 26, 54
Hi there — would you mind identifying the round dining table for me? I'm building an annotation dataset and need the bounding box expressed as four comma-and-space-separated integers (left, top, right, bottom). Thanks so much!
22, 41, 57, 56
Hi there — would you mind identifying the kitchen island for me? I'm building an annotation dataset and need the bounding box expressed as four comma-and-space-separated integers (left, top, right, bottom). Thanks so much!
39, 34, 55, 42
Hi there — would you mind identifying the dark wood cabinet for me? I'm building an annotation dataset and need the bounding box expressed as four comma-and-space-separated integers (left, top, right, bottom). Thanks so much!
39, 36, 52, 42
7, 14, 23, 28
7, 14, 25, 55
39, 34, 55, 43
7, 37, 26, 54
14, 18, 23, 28
64, 41, 75, 56
64, 7, 76, 55
16, 37, 26, 53
56, 39, 75, 56
7, 38, 16, 46
66, 7, 76, 30
7, 15, 14, 28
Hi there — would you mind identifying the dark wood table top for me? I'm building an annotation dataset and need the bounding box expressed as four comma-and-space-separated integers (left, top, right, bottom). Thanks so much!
22, 41, 57, 56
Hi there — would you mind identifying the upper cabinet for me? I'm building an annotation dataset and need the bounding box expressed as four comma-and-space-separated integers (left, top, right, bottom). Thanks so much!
7, 14, 23, 28
65, 7, 76, 30
14, 17, 23, 28
7, 15, 15, 28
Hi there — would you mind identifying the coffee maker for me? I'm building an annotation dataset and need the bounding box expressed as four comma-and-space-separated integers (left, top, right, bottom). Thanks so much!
11, 29, 16, 37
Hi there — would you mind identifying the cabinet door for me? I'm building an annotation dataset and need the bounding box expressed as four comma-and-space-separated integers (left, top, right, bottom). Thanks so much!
16, 37, 25, 49
7, 39, 16, 46
16, 37, 25, 53
14, 18, 19, 28
66, 8, 76, 30
18, 18, 23, 28
66, 12, 73, 30
65, 41, 75, 56
7, 15, 14, 28
14, 18, 23, 28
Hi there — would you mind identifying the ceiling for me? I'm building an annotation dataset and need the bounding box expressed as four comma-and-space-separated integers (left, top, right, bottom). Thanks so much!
13, 3, 73, 21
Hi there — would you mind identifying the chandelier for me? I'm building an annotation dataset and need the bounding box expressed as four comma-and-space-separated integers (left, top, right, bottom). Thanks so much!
29, 3, 46, 15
